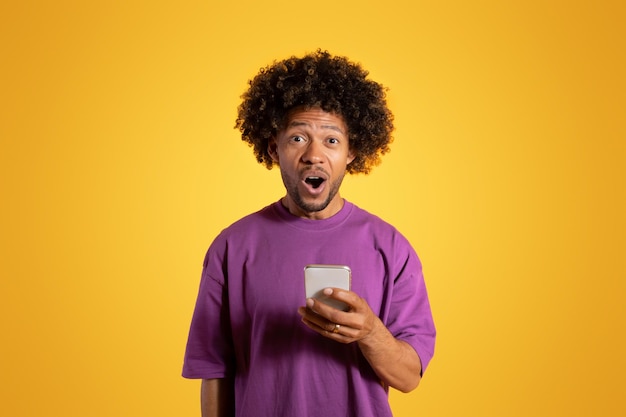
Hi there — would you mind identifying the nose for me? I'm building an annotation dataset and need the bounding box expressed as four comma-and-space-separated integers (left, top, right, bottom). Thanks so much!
301, 139, 324, 164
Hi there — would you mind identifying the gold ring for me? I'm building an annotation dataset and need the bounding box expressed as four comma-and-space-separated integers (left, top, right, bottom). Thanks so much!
332, 324, 341, 334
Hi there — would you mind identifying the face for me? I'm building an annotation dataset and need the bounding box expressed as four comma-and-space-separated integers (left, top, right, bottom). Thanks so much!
268, 107, 355, 220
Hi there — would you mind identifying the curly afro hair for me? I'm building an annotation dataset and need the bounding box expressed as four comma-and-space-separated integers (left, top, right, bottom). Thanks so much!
235, 49, 394, 174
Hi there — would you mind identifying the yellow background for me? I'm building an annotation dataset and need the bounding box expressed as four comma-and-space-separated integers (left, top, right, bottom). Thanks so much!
1, 1, 624, 416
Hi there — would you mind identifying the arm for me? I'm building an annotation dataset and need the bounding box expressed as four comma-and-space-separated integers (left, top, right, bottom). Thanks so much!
201, 378, 234, 417
356, 316, 422, 392
298, 288, 422, 393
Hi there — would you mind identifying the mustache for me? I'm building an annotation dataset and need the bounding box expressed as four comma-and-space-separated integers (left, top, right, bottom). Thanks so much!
300, 167, 329, 178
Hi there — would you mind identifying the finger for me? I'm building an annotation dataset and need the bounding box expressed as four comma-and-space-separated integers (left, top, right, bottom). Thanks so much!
300, 307, 335, 331
300, 315, 332, 334
308, 297, 367, 330
301, 309, 365, 344
300, 299, 372, 339
307, 296, 352, 320
324, 323, 361, 344
300, 310, 344, 335
321, 288, 364, 311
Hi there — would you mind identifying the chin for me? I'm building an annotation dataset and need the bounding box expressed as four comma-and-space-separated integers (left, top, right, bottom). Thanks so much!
296, 196, 332, 213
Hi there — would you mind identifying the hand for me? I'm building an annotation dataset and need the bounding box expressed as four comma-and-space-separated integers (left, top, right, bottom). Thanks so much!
297, 287, 424, 392
297, 288, 380, 344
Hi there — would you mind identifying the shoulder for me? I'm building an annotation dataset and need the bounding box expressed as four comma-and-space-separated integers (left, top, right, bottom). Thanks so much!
217, 201, 280, 238
347, 201, 419, 257
348, 202, 406, 239
202, 202, 279, 264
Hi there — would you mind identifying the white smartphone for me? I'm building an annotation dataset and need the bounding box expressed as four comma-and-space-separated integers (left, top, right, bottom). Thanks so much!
304, 264, 351, 311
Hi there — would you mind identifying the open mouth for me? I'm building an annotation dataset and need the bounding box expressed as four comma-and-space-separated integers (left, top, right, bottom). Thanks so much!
304, 176, 325, 189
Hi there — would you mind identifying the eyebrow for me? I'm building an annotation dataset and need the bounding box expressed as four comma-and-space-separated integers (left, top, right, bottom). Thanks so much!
288, 121, 346, 135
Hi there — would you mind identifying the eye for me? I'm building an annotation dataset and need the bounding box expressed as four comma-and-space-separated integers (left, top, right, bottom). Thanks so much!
291, 135, 305, 143
328, 137, 339, 145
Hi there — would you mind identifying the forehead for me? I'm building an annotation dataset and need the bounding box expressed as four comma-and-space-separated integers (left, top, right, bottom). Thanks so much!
282, 107, 348, 134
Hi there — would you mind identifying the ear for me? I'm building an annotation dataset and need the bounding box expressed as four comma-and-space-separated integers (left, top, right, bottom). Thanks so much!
347, 148, 356, 165
268, 137, 279, 163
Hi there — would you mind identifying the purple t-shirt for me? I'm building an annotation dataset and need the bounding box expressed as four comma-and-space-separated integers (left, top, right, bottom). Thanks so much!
183, 200, 436, 417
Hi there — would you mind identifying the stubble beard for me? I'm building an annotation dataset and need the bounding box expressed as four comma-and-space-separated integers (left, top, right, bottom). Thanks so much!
283, 172, 345, 215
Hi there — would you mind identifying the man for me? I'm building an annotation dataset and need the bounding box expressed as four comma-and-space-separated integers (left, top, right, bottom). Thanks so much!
183, 50, 436, 417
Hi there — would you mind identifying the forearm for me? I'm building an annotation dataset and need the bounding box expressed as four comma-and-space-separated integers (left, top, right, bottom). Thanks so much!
357, 318, 422, 393
200, 378, 234, 417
